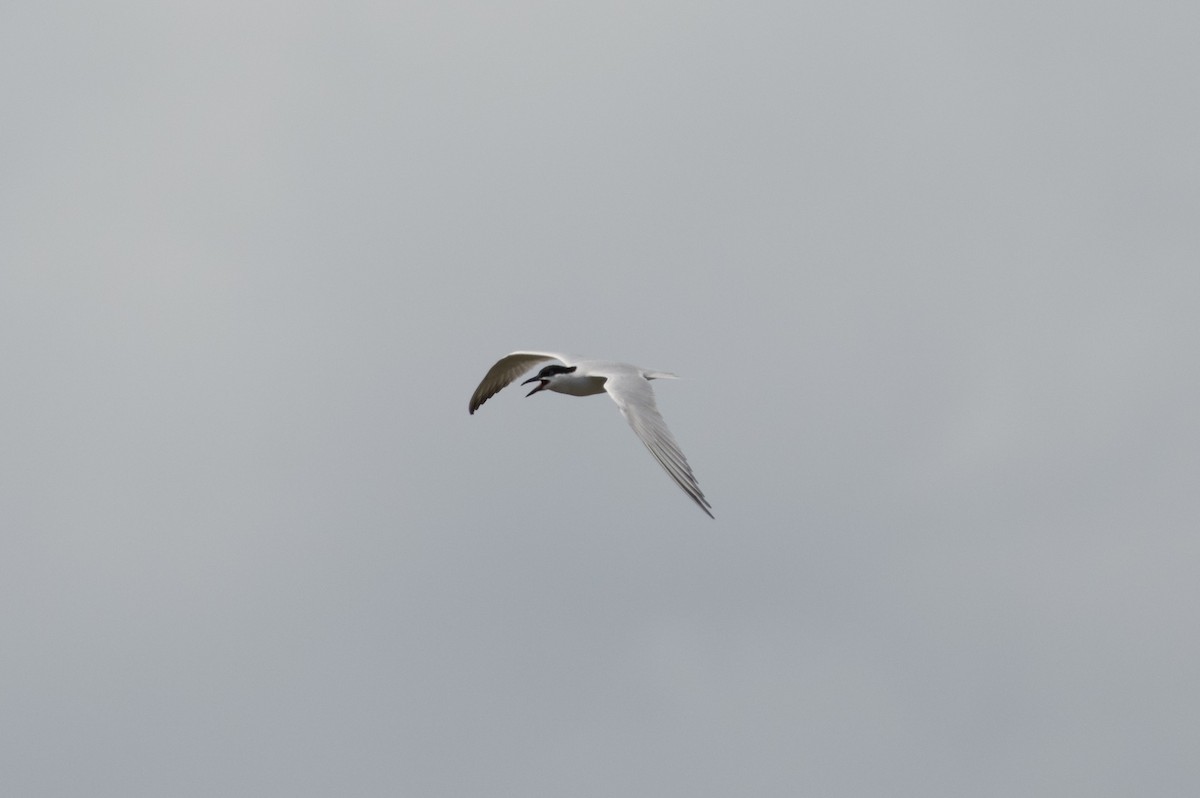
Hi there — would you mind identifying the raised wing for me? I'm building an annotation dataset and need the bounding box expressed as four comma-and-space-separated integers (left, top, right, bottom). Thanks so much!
603, 374, 714, 518
468, 351, 569, 414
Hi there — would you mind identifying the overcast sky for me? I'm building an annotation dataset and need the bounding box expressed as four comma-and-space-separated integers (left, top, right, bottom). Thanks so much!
3, 2, 1198, 796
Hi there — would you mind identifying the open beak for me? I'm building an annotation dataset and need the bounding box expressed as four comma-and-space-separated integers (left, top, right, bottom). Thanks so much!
521, 376, 547, 397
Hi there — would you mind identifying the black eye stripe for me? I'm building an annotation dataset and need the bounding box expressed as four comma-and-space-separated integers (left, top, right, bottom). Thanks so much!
537, 364, 577, 378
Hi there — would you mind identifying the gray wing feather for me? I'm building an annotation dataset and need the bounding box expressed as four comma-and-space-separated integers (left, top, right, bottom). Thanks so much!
468, 351, 567, 414
604, 374, 714, 518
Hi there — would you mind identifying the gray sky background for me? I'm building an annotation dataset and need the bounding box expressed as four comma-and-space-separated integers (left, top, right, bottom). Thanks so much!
3, 2, 1198, 796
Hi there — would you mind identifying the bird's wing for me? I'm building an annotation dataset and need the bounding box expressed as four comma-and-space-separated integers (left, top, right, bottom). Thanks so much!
603, 373, 714, 518
468, 351, 570, 414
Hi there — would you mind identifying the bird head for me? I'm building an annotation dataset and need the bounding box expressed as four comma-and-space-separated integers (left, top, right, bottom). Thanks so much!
521, 364, 576, 397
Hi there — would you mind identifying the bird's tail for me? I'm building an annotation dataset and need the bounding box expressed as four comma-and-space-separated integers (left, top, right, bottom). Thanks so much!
643, 370, 680, 380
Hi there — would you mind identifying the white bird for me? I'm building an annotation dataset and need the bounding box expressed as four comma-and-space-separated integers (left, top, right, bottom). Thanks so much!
469, 351, 714, 518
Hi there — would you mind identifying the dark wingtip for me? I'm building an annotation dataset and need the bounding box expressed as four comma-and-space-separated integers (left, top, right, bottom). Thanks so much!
469, 393, 491, 415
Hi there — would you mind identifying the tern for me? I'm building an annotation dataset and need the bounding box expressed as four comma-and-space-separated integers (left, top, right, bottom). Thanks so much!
469, 351, 714, 518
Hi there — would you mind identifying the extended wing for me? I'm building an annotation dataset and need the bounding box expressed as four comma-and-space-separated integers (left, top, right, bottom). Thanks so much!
468, 351, 570, 414
603, 373, 714, 518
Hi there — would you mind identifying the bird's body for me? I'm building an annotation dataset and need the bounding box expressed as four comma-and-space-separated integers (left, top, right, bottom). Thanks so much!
469, 351, 714, 518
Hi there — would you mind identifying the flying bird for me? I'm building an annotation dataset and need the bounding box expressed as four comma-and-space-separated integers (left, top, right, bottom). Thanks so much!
469, 351, 714, 518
